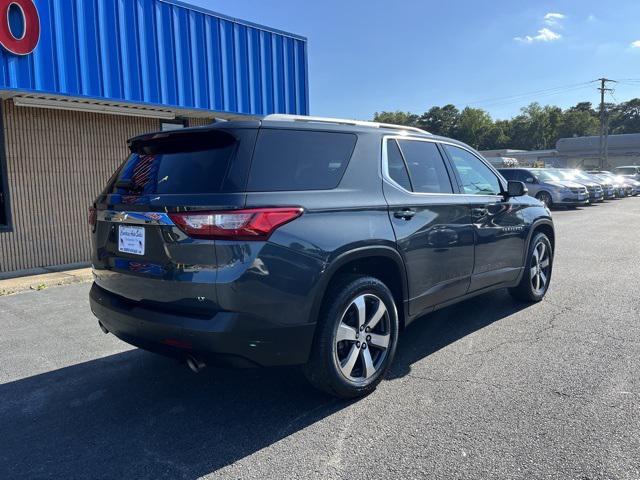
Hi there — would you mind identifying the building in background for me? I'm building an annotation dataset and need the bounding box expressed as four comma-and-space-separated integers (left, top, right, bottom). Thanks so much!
555, 134, 640, 169
481, 133, 640, 170
480, 149, 558, 168
0, 0, 308, 274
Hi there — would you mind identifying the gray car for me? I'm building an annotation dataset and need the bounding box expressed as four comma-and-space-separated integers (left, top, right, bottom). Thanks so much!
589, 171, 634, 197
89, 115, 555, 398
615, 165, 640, 182
552, 169, 604, 203
498, 168, 589, 208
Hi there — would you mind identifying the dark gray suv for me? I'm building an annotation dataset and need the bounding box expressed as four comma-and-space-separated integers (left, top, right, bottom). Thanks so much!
89, 115, 555, 398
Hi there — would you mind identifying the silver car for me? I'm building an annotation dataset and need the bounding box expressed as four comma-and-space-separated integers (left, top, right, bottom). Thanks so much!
589, 171, 635, 197
553, 169, 604, 203
498, 168, 589, 208
615, 165, 640, 182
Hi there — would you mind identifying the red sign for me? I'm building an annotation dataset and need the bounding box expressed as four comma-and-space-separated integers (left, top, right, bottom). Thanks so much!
0, 0, 40, 55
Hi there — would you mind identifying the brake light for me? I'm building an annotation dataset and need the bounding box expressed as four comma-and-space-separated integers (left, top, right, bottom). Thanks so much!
88, 206, 97, 227
168, 207, 303, 240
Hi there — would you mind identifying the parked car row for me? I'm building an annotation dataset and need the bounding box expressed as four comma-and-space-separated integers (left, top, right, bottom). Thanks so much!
498, 167, 640, 208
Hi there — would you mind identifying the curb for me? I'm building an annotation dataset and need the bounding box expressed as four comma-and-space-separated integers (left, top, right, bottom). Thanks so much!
0, 268, 93, 296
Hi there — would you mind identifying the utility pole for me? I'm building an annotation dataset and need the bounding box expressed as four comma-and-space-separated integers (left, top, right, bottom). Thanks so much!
597, 78, 616, 170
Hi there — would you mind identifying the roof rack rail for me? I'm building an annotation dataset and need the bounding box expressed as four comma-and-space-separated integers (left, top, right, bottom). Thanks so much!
263, 114, 430, 135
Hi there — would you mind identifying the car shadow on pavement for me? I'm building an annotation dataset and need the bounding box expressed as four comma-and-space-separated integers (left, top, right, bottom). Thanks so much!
0, 290, 528, 479
388, 289, 530, 379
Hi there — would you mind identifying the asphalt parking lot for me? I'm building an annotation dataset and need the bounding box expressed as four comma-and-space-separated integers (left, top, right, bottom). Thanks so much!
1, 198, 639, 480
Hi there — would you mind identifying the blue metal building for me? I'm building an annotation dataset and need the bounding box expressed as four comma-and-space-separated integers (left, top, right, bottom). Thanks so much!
0, 0, 309, 274
0, 0, 308, 117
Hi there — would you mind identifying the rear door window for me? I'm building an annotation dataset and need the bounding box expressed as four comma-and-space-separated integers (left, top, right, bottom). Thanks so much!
113, 130, 243, 195
386, 139, 413, 191
247, 129, 357, 191
396, 140, 453, 194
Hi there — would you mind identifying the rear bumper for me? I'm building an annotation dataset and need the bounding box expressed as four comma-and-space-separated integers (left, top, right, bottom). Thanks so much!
90, 283, 315, 367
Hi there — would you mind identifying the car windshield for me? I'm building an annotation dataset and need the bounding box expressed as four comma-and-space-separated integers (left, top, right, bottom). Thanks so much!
571, 171, 592, 181
554, 170, 577, 181
534, 170, 562, 182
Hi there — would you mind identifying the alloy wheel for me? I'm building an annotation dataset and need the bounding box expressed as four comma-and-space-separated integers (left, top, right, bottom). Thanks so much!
334, 294, 391, 383
537, 192, 552, 207
530, 241, 551, 296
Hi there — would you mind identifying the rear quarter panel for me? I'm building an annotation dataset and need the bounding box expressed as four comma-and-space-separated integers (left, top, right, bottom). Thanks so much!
216, 131, 398, 327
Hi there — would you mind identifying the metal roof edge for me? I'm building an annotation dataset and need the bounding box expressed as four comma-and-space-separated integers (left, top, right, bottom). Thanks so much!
158, 0, 308, 42
0, 90, 261, 120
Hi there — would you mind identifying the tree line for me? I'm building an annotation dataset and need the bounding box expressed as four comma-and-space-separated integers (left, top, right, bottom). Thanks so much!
373, 99, 640, 151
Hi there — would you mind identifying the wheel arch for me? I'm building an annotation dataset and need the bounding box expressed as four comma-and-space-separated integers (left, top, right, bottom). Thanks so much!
528, 219, 555, 253
310, 246, 409, 331
512, 218, 555, 286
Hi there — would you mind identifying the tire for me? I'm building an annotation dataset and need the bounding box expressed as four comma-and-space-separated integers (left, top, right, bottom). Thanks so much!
509, 232, 553, 302
304, 275, 399, 398
535, 191, 553, 208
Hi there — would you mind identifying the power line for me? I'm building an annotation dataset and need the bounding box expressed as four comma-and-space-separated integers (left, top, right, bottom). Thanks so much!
460, 81, 597, 107
474, 84, 594, 109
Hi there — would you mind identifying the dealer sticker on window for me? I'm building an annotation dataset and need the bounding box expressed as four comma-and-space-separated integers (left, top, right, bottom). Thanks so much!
119, 225, 145, 256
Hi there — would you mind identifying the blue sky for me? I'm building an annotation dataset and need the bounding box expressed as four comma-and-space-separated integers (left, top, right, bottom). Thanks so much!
195, 0, 640, 120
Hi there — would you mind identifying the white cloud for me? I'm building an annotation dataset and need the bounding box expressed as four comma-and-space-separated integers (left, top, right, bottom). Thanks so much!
631, 40, 640, 49
515, 28, 562, 44
544, 12, 566, 26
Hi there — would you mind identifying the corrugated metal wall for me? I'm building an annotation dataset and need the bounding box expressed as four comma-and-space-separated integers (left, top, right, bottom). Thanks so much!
0, 0, 308, 116
0, 100, 182, 273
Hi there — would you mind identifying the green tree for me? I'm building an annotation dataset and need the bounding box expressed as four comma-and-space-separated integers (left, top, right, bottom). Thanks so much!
454, 107, 494, 149
557, 109, 599, 139
609, 99, 640, 134
417, 104, 460, 137
372, 98, 640, 151
373, 111, 419, 127
482, 122, 511, 150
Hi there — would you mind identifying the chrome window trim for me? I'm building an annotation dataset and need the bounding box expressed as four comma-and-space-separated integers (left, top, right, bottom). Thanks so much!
381, 135, 505, 197
98, 210, 175, 226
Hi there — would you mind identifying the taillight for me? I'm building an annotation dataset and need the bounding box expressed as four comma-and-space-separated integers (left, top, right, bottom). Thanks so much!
168, 207, 303, 240
88, 206, 97, 227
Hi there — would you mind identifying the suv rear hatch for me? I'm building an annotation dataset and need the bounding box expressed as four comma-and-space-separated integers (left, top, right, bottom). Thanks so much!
90, 125, 257, 317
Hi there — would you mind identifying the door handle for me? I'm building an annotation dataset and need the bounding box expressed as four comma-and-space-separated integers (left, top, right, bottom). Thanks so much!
394, 209, 416, 220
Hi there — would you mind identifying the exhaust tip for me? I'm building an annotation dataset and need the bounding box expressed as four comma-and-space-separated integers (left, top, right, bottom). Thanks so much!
186, 355, 206, 374
98, 321, 109, 334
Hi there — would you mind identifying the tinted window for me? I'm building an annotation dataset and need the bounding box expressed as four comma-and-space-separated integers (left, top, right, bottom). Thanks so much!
616, 167, 638, 175
114, 130, 239, 195
499, 169, 517, 180
386, 140, 412, 191
247, 129, 357, 191
397, 140, 453, 193
444, 145, 502, 195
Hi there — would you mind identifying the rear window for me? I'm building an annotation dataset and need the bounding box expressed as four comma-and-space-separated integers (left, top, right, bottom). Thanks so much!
247, 129, 357, 191
113, 130, 240, 195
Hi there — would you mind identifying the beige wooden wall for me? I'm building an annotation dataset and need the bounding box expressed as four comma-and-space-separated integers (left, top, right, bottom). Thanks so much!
0, 99, 210, 273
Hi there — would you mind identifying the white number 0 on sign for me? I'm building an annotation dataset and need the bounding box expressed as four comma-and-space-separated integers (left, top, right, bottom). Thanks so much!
119, 226, 145, 256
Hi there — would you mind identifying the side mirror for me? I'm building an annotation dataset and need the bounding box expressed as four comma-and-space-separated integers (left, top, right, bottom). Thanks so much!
507, 180, 528, 197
